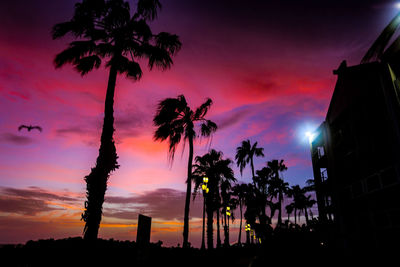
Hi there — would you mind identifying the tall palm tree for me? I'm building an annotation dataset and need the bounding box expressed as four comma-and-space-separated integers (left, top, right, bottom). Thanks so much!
232, 183, 248, 245
52, 0, 181, 240
235, 140, 264, 181
220, 180, 236, 247
254, 166, 273, 227
267, 159, 288, 226
242, 183, 259, 244
191, 173, 207, 250
154, 97, 217, 247
192, 149, 235, 249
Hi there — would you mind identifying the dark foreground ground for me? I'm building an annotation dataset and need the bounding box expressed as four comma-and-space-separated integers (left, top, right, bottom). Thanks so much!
0, 235, 396, 267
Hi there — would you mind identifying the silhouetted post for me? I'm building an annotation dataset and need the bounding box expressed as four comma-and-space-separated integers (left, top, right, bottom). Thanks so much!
137, 214, 151, 246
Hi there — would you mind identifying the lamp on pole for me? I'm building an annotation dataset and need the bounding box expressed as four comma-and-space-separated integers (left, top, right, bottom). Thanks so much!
245, 223, 251, 245
201, 177, 209, 250
225, 206, 231, 246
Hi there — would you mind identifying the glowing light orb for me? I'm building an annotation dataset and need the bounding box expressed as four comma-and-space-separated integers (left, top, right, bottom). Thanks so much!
305, 131, 316, 143
396, 3, 400, 9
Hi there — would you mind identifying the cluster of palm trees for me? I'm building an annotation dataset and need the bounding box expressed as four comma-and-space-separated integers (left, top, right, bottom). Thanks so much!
153, 100, 318, 249
53, 0, 318, 248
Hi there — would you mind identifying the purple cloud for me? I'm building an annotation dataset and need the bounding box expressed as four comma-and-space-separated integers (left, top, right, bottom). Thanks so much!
104, 188, 203, 221
0, 133, 33, 145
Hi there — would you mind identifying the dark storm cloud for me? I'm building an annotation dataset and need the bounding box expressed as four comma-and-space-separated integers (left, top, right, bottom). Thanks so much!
105, 188, 203, 221
0, 133, 33, 145
0, 186, 79, 215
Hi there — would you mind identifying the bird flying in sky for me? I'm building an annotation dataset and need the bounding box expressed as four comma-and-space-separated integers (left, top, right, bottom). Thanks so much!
18, 125, 42, 132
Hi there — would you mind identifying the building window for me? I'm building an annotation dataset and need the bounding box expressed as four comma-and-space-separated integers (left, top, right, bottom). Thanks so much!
317, 146, 325, 158
320, 168, 328, 182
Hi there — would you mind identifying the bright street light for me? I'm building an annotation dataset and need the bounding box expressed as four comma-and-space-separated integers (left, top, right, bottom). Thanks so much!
305, 131, 315, 143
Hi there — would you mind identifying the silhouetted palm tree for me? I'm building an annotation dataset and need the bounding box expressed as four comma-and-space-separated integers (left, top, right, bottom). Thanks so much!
232, 183, 248, 245
192, 149, 235, 249
287, 185, 300, 225
254, 166, 273, 228
192, 172, 207, 250
221, 180, 236, 247
288, 184, 316, 226
304, 178, 315, 192
285, 202, 295, 223
235, 140, 264, 181
52, 0, 181, 240
267, 159, 288, 226
300, 195, 317, 225
154, 97, 217, 248
242, 183, 259, 244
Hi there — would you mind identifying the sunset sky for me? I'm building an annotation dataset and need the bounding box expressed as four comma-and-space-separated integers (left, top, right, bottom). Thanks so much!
0, 0, 398, 247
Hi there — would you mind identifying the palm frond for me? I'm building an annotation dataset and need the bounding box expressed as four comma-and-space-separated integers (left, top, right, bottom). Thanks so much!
156, 32, 182, 55
136, 0, 162, 21
75, 55, 102, 75
200, 120, 217, 137
54, 41, 97, 69
107, 55, 142, 80
145, 45, 173, 70
52, 21, 79, 39
194, 98, 213, 120
129, 19, 153, 43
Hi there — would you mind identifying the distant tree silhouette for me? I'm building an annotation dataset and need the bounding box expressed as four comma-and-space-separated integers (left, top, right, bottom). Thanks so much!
267, 159, 288, 226
192, 149, 235, 249
153, 95, 217, 248
52, 0, 181, 240
287, 185, 302, 225
287, 184, 316, 226
235, 140, 264, 182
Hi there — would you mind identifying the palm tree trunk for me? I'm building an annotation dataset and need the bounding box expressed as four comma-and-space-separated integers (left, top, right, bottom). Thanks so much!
206, 198, 213, 249
216, 208, 221, 248
250, 157, 255, 182
201, 194, 206, 250
304, 208, 309, 225
82, 64, 119, 240
294, 207, 297, 225
183, 134, 194, 248
277, 192, 282, 225
238, 200, 242, 245
223, 210, 228, 247
227, 214, 230, 246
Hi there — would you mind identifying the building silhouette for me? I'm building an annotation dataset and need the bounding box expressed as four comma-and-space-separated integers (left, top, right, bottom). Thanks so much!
310, 61, 400, 250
